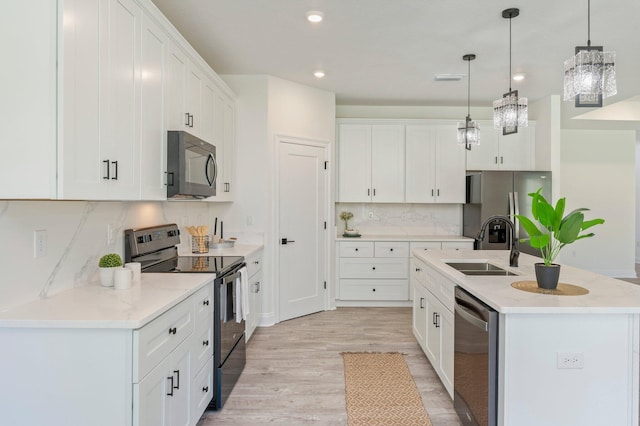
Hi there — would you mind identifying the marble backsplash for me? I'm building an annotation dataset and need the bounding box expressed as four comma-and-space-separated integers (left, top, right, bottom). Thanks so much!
335, 203, 462, 236
0, 200, 257, 310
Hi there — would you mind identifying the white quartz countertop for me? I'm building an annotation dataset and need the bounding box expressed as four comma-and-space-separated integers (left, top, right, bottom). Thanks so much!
414, 249, 640, 314
0, 273, 214, 329
178, 243, 263, 258
336, 234, 474, 242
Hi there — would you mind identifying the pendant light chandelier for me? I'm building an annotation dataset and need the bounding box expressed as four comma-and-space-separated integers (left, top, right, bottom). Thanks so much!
457, 54, 479, 150
563, 0, 616, 107
493, 8, 527, 136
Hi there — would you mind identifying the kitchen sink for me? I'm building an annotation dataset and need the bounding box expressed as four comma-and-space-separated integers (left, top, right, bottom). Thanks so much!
445, 261, 519, 276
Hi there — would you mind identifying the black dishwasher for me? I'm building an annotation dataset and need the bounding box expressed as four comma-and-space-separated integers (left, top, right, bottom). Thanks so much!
454, 287, 499, 426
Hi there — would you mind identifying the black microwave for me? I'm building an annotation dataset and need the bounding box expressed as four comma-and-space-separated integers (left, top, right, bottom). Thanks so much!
167, 131, 217, 199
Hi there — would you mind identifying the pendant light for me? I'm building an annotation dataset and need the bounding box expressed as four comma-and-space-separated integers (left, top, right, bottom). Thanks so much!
457, 54, 479, 150
563, 0, 616, 107
493, 8, 527, 136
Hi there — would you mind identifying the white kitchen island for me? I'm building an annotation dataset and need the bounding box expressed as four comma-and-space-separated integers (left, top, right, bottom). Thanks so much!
412, 249, 640, 426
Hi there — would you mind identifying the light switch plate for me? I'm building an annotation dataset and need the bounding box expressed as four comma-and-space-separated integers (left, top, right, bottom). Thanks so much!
34, 229, 47, 258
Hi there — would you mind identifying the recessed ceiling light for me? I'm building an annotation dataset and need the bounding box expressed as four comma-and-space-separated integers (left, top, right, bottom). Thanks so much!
306, 11, 323, 23
314, 70, 326, 78
513, 73, 525, 81
434, 74, 464, 81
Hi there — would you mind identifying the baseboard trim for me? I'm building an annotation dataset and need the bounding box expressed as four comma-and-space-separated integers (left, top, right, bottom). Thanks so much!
335, 300, 412, 308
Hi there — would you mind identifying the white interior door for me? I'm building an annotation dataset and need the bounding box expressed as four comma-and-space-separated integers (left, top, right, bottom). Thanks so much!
278, 140, 327, 322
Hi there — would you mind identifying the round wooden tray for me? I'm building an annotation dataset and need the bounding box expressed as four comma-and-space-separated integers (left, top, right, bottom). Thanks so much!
511, 280, 589, 296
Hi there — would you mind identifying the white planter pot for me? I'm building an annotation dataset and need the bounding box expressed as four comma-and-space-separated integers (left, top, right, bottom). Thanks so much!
99, 267, 117, 287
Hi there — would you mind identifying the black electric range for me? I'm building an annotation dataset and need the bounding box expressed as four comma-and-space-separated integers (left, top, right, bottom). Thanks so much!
124, 224, 244, 275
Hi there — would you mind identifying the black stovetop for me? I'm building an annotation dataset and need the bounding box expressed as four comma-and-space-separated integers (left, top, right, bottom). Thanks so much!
144, 255, 244, 274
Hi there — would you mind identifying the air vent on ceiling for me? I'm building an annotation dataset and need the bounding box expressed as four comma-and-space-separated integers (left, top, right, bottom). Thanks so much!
434, 74, 465, 81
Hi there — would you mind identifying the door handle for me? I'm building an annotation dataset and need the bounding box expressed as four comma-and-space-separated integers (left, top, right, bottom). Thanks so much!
281, 238, 296, 245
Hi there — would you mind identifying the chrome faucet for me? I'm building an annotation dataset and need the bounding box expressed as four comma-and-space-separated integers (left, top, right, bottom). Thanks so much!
475, 215, 519, 267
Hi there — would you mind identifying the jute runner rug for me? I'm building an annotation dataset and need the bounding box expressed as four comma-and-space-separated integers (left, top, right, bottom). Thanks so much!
341, 352, 432, 426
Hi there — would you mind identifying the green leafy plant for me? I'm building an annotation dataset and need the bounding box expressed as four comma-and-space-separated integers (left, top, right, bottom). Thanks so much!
514, 188, 605, 266
99, 253, 123, 268
339, 211, 354, 230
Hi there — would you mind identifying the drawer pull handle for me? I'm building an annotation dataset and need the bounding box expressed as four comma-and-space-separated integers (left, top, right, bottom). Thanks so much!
420, 297, 425, 309
415, 268, 422, 272
203, 299, 210, 306
169, 327, 177, 335
203, 386, 209, 393
173, 370, 180, 389
203, 339, 209, 346
254, 260, 260, 265
390, 248, 394, 252
355, 248, 359, 252
372, 288, 376, 292
372, 267, 376, 271
167, 376, 174, 396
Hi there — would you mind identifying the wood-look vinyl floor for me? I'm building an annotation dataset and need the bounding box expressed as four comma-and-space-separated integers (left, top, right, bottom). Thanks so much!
197, 307, 460, 426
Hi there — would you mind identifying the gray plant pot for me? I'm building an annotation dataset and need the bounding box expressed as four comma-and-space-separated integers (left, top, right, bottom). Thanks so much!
534, 263, 561, 289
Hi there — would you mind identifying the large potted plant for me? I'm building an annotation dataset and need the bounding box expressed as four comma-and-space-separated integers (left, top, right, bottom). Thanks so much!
98, 253, 123, 287
515, 188, 604, 289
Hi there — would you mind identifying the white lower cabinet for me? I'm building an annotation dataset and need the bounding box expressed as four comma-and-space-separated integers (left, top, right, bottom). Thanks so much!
134, 283, 212, 426
337, 239, 473, 305
0, 281, 214, 426
245, 249, 264, 341
411, 257, 454, 398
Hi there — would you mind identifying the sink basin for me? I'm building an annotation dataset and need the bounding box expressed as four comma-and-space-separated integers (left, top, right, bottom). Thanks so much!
445, 261, 519, 276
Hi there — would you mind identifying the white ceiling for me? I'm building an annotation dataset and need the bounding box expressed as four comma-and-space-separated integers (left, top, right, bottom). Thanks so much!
152, 0, 639, 116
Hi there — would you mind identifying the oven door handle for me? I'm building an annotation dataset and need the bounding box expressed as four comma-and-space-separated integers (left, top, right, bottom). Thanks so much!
455, 301, 488, 331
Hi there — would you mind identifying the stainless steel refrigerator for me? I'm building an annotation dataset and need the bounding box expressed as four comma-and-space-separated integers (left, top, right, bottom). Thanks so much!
463, 171, 552, 256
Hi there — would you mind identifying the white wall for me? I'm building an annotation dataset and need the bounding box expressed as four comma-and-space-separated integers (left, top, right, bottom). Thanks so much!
637, 131, 640, 263
221, 75, 336, 325
556, 129, 636, 277
0, 200, 229, 310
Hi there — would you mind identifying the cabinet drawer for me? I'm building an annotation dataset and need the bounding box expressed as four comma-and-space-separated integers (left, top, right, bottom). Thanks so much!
246, 252, 263, 277
190, 360, 214, 426
339, 257, 408, 279
374, 241, 409, 258
441, 241, 474, 250
425, 268, 455, 312
133, 297, 195, 382
410, 241, 443, 252
340, 279, 408, 300
191, 323, 213, 376
339, 241, 374, 257
193, 284, 213, 326
411, 257, 428, 285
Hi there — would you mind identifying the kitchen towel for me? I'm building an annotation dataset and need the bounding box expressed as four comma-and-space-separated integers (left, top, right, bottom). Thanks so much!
235, 266, 250, 323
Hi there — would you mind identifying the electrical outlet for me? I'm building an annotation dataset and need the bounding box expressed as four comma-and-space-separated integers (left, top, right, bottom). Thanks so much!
247, 216, 254, 226
34, 230, 47, 258
368, 211, 374, 220
557, 352, 584, 369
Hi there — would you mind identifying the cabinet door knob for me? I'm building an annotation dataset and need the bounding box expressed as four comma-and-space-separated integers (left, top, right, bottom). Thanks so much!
390, 248, 394, 252
355, 248, 359, 251
415, 268, 421, 272
203, 386, 209, 393
168, 327, 177, 335
203, 299, 210, 306
372, 266, 376, 271
372, 288, 376, 292
203, 340, 209, 346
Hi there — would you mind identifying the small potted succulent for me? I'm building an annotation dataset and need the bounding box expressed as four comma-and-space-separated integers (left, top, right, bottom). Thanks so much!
98, 253, 123, 287
515, 188, 604, 289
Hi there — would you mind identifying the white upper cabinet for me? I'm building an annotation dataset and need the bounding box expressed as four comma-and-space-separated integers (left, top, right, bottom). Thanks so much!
210, 93, 236, 201
466, 121, 536, 171
0, 0, 57, 198
60, 0, 142, 200
3, 0, 236, 201
139, 12, 169, 200
338, 124, 405, 203
405, 124, 465, 203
